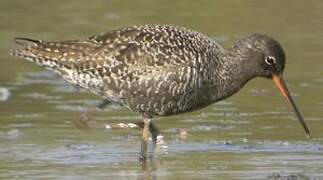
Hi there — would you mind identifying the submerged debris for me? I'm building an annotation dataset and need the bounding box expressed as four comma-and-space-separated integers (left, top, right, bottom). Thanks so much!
0, 129, 20, 140
0, 87, 11, 102
268, 172, 311, 180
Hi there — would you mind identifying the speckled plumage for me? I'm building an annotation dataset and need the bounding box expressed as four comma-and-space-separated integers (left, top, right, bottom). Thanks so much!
11, 24, 311, 160
11, 25, 241, 116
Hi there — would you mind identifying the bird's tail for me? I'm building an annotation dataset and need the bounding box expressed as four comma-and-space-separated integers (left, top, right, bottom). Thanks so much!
10, 37, 74, 71
10, 37, 106, 92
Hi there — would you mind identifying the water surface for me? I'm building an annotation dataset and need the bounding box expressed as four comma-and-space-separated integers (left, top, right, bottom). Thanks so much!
1, 0, 323, 179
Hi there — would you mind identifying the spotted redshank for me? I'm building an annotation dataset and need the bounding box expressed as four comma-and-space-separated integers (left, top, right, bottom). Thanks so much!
10, 24, 311, 161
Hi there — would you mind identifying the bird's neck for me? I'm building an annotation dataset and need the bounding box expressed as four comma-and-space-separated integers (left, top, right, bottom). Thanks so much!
210, 48, 256, 102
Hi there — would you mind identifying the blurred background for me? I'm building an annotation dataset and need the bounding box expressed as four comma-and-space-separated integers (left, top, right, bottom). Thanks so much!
0, 0, 323, 179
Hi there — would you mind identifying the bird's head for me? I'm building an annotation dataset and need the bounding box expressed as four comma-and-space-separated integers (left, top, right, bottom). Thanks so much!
232, 33, 310, 137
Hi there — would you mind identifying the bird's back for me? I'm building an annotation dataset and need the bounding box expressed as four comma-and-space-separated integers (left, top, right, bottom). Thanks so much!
11, 25, 224, 115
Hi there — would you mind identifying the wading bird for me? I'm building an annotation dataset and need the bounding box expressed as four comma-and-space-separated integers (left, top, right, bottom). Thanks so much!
11, 24, 310, 161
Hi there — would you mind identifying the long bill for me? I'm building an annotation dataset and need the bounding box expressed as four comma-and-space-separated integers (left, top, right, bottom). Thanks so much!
272, 75, 311, 138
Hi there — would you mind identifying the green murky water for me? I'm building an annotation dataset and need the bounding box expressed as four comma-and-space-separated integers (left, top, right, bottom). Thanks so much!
1, 0, 323, 179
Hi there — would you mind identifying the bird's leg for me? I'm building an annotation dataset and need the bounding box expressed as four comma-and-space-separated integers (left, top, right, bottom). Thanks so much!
97, 99, 111, 109
74, 112, 92, 129
134, 121, 160, 144
149, 122, 160, 144
134, 121, 167, 156
147, 122, 168, 155
139, 113, 153, 161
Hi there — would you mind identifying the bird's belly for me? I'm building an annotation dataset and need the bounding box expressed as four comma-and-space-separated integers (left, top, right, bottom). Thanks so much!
123, 89, 214, 116
65, 72, 217, 116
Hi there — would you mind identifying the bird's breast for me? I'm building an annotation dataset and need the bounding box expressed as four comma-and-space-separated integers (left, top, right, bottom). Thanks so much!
109, 66, 217, 116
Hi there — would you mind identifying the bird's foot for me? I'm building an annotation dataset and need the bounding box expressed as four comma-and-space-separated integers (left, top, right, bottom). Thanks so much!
153, 135, 168, 155
139, 154, 148, 162
74, 113, 92, 129
74, 113, 107, 129
97, 99, 111, 109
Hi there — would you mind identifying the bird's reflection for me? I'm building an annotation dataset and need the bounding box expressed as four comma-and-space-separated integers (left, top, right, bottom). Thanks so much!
137, 155, 161, 180
74, 115, 181, 180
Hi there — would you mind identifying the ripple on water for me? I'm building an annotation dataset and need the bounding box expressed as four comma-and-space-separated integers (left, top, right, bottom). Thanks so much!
12, 71, 78, 93
190, 124, 235, 132
314, 77, 323, 83
23, 93, 62, 100
55, 104, 90, 112
0, 87, 11, 102
0, 129, 20, 140
1, 137, 323, 169
267, 173, 312, 180
50, 98, 124, 112
35, 144, 138, 165
4, 123, 32, 128
14, 113, 44, 119
13, 71, 63, 86
169, 140, 323, 154
249, 88, 270, 95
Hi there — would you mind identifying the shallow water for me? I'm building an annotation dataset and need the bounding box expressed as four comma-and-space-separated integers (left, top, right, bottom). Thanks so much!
1, 0, 323, 179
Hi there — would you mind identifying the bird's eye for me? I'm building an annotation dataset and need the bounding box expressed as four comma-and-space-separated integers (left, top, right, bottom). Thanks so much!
265, 56, 276, 65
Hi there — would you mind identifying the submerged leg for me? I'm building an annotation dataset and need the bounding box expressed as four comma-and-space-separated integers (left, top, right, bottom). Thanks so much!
97, 99, 111, 109
139, 113, 152, 161
74, 116, 159, 139
74, 112, 165, 160
135, 121, 160, 144
149, 123, 160, 144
